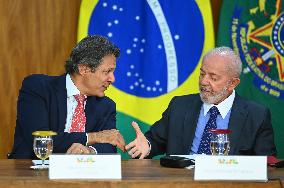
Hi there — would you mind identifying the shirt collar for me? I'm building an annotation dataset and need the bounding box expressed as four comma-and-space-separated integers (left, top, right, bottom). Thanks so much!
66, 74, 81, 97
203, 90, 235, 119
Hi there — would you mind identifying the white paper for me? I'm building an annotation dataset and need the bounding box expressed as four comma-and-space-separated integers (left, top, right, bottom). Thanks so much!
32, 160, 49, 165
194, 155, 267, 181
49, 154, 121, 179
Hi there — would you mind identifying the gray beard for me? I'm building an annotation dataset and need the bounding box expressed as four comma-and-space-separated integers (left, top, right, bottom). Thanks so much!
199, 86, 229, 104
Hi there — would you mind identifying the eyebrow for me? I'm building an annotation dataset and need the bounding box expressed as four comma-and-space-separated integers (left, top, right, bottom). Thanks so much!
200, 68, 219, 77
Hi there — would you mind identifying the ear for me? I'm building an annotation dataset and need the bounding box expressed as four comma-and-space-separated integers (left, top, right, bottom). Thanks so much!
228, 77, 240, 91
78, 64, 91, 75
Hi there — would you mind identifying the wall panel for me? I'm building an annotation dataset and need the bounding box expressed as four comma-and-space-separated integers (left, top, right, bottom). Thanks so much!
0, 0, 81, 158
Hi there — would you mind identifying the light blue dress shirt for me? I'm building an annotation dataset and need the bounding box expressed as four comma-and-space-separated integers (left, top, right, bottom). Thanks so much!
190, 90, 236, 154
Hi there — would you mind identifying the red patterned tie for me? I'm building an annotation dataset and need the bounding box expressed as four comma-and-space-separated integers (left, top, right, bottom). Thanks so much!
70, 94, 86, 132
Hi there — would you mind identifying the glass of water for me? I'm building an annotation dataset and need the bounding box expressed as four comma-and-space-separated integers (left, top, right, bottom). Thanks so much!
32, 131, 57, 168
209, 129, 231, 155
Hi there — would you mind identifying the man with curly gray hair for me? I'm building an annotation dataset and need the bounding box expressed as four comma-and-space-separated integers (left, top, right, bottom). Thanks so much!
10, 35, 126, 159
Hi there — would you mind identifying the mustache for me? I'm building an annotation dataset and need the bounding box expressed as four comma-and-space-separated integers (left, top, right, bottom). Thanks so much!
199, 86, 212, 92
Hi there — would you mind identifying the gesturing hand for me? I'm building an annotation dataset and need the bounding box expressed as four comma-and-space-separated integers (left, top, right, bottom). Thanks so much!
125, 121, 150, 159
88, 129, 126, 152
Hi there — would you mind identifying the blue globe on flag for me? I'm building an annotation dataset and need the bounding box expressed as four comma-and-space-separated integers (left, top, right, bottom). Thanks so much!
88, 1, 204, 97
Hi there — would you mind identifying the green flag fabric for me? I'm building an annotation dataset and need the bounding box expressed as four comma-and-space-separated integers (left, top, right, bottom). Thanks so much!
217, 0, 284, 157
78, 0, 214, 158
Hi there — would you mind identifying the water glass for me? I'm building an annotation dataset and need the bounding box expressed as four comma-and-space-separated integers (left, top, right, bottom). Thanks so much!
209, 129, 231, 155
32, 131, 57, 168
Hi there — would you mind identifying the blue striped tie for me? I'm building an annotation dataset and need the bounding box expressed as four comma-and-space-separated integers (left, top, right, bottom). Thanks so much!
197, 106, 220, 154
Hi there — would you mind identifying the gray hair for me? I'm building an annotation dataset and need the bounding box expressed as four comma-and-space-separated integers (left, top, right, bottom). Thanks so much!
203, 46, 242, 77
65, 35, 120, 74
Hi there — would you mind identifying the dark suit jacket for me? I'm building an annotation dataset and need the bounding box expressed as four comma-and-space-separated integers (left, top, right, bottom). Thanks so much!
145, 94, 277, 158
10, 74, 117, 159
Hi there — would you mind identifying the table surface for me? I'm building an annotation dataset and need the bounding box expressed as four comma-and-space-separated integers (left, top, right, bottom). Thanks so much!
0, 159, 283, 188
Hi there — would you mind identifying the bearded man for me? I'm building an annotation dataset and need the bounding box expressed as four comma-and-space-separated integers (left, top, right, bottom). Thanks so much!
125, 46, 277, 159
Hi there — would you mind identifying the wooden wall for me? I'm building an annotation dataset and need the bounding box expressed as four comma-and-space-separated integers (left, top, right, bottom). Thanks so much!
0, 0, 81, 158
0, 0, 222, 159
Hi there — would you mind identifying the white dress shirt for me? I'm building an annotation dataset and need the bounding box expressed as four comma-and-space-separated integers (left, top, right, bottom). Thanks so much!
65, 74, 86, 132
64, 74, 96, 152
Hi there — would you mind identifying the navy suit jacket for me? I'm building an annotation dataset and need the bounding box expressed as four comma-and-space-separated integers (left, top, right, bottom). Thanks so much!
10, 74, 117, 159
145, 94, 277, 158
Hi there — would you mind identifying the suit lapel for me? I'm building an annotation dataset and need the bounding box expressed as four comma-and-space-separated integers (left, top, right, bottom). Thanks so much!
228, 94, 248, 154
51, 75, 98, 132
182, 95, 203, 153
51, 75, 67, 131
85, 96, 98, 132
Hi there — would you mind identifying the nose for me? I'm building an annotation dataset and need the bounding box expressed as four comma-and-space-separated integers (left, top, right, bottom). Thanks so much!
108, 72, 115, 83
200, 75, 209, 86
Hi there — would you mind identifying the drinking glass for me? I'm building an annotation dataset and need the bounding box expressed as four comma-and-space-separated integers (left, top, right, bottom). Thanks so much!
209, 129, 231, 155
32, 131, 57, 168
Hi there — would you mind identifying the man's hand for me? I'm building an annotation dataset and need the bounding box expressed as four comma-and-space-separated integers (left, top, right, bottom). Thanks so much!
67, 143, 96, 154
125, 121, 150, 159
87, 129, 126, 152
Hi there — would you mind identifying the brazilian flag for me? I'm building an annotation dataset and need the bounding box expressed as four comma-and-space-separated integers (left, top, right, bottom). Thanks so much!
78, 0, 214, 158
217, 0, 284, 157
